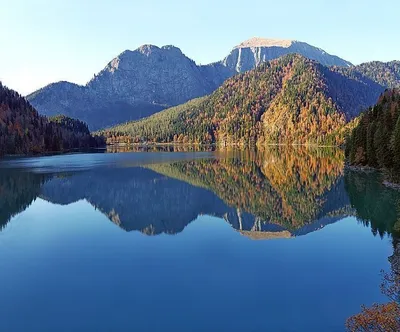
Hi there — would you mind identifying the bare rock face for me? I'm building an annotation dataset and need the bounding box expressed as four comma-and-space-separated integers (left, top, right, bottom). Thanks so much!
27, 38, 352, 130
87, 45, 219, 106
221, 37, 352, 72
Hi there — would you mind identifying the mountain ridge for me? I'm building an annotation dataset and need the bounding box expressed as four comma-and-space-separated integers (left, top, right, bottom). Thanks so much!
27, 37, 356, 130
235, 37, 295, 48
102, 54, 384, 145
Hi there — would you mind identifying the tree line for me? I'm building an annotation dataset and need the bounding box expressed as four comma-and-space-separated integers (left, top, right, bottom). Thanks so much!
0, 82, 104, 156
346, 89, 400, 180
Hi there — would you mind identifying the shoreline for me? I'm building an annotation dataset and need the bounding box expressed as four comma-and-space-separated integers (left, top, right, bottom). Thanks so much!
1, 147, 107, 159
106, 142, 342, 148
345, 164, 400, 190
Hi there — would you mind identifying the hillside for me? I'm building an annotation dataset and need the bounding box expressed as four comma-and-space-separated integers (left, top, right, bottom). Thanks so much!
354, 61, 400, 88
346, 89, 400, 178
0, 82, 103, 156
27, 38, 353, 130
26, 81, 166, 131
103, 54, 384, 146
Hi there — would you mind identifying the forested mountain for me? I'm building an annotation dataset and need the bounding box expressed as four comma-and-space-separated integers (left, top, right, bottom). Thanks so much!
354, 61, 400, 88
27, 38, 353, 130
102, 54, 384, 145
346, 89, 400, 179
0, 83, 103, 156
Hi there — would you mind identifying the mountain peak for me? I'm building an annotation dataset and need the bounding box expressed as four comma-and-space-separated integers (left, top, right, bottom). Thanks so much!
161, 45, 183, 53
137, 44, 160, 55
235, 37, 294, 49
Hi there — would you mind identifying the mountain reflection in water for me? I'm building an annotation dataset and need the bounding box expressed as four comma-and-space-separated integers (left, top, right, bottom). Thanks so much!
1, 147, 399, 241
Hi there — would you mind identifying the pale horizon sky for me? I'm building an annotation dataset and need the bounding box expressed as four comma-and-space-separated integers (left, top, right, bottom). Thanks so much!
1, 0, 399, 95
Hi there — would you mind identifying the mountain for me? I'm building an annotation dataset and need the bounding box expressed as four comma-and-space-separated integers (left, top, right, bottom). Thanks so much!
87, 45, 230, 106
221, 37, 352, 72
27, 38, 353, 130
103, 54, 384, 145
27, 45, 233, 130
353, 61, 400, 88
0, 82, 103, 155
346, 89, 400, 179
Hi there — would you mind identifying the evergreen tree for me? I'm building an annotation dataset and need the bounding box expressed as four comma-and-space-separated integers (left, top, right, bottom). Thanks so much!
366, 122, 377, 167
392, 115, 400, 171
347, 89, 400, 180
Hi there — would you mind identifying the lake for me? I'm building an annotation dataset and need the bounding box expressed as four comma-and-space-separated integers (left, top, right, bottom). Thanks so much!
0, 147, 398, 332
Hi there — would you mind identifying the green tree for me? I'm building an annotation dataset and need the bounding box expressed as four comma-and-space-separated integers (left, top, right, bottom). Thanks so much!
392, 115, 400, 171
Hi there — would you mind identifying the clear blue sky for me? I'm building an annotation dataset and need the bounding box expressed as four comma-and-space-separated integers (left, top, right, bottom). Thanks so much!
1, 0, 399, 95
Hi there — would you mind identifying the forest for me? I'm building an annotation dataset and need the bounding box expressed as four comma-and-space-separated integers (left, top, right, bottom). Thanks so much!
346, 89, 400, 180
0, 82, 104, 156
353, 60, 400, 88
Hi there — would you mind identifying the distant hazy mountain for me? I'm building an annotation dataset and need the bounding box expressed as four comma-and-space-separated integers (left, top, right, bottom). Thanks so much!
27, 38, 354, 130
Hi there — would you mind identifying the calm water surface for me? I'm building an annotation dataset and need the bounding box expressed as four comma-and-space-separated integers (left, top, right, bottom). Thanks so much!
0, 147, 398, 332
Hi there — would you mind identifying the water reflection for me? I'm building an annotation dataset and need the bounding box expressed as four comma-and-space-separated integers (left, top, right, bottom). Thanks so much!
345, 170, 400, 239
3, 147, 400, 331
1, 147, 400, 241
0, 171, 49, 230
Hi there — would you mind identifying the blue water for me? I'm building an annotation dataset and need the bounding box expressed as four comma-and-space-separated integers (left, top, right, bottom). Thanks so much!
0, 150, 396, 331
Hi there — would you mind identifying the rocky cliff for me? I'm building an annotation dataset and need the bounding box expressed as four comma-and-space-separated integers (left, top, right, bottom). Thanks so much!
221, 37, 352, 72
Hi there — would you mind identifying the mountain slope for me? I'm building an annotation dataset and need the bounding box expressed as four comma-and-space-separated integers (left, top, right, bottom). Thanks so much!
27, 80, 166, 131
87, 45, 227, 106
353, 61, 400, 88
27, 38, 352, 130
222, 37, 352, 72
103, 54, 384, 145
346, 89, 400, 178
0, 82, 103, 155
